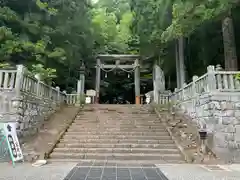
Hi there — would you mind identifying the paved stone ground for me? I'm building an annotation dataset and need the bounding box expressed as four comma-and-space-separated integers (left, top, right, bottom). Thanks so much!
0, 162, 75, 180
65, 161, 168, 180
1, 162, 240, 180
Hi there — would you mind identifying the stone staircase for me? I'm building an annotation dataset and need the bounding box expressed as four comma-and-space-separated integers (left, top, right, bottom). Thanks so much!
49, 105, 185, 163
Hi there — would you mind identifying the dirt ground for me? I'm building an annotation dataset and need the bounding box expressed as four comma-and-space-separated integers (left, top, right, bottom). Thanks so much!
21, 106, 80, 162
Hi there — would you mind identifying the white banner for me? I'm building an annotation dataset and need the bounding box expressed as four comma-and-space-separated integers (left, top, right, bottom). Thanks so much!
85, 97, 91, 104
2, 123, 23, 162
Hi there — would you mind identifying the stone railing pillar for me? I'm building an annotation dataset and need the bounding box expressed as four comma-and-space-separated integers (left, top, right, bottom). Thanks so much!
207, 65, 216, 92
192, 75, 198, 96
34, 74, 41, 97
63, 90, 67, 104
11, 65, 25, 126
49, 87, 53, 100
192, 75, 198, 113
173, 88, 178, 103
56, 86, 60, 105
182, 83, 187, 101
15, 65, 25, 97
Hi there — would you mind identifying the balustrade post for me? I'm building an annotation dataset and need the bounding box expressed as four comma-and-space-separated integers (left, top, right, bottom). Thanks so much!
192, 75, 198, 96
215, 65, 222, 90
207, 65, 217, 92
192, 75, 198, 113
15, 65, 25, 97
35, 74, 41, 97
56, 86, 60, 105
13, 65, 25, 118
63, 90, 67, 104
182, 83, 187, 101
173, 88, 178, 103
49, 87, 53, 101
11, 65, 25, 132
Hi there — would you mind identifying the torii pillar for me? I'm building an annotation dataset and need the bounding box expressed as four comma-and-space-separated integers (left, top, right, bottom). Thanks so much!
95, 59, 101, 104
134, 59, 140, 104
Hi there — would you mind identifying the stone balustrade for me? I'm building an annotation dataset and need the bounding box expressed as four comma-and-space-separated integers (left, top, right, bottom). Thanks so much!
156, 65, 240, 162
66, 94, 82, 105
0, 65, 79, 140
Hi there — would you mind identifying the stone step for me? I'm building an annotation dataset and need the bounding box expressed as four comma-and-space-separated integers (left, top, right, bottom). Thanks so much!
63, 134, 172, 140
57, 143, 177, 149
48, 159, 186, 164
67, 128, 167, 133
71, 124, 165, 128
49, 105, 183, 163
53, 147, 179, 154
74, 119, 159, 121
75, 117, 158, 119
74, 119, 160, 122
73, 120, 99, 123
68, 127, 166, 131
48, 158, 186, 164
71, 123, 164, 127
60, 139, 174, 144
65, 131, 169, 136
50, 152, 183, 161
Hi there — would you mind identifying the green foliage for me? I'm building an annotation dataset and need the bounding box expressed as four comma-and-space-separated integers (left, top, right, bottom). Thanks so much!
130, 0, 172, 56
0, 0, 94, 92
235, 73, 240, 81
91, 4, 134, 54
31, 64, 57, 84
0, 0, 136, 93
36, 0, 58, 15
161, 0, 239, 42
0, 63, 11, 68
2, 0, 239, 96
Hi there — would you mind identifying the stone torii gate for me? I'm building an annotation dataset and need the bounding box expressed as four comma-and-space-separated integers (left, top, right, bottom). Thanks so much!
95, 54, 141, 104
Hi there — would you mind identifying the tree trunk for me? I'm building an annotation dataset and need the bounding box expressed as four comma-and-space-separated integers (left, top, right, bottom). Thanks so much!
222, 12, 238, 70
175, 40, 180, 88
178, 36, 185, 87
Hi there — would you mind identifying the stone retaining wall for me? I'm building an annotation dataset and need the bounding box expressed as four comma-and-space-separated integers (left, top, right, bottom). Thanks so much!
176, 92, 240, 162
0, 65, 66, 140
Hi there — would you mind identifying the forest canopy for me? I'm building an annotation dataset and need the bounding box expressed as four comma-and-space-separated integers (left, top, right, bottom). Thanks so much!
1, 0, 240, 92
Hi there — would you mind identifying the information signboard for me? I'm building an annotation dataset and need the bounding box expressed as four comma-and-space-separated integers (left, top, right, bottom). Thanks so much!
0, 122, 23, 162
86, 89, 96, 97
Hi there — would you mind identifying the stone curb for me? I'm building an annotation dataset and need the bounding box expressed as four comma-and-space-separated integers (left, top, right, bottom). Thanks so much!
43, 106, 84, 159
154, 108, 194, 163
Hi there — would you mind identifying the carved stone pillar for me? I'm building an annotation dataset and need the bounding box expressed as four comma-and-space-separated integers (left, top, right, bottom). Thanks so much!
79, 64, 85, 94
